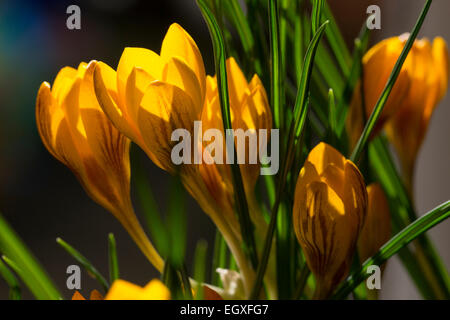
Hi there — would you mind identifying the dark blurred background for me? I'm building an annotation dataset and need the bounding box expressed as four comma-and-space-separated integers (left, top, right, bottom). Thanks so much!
0, 0, 448, 299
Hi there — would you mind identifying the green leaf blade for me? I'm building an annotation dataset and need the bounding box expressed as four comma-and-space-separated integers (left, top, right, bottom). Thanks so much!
332, 200, 450, 299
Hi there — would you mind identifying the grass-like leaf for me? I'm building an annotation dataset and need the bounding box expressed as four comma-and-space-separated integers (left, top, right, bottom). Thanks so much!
197, 0, 259, 269
370, 136, 450, 298
312, 0, 324, 35
322, 1, 351, 76
327, 88, 337, 143
250, 20, 329, 299
133, 146, 169, 258
108, 233, 119, 284
332, 200, 450, 299
56, 237, 109, 292
0, 213, 61, 300
193, 240, 208, 300
167, 176, 187, 267
336, 23, 370, 139
268, 0, 282, 128
211, 231, 227, 286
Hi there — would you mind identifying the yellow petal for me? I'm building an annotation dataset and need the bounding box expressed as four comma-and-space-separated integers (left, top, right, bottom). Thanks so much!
79, 62, 132, 208
36, 82, 65, 164
105, 280, 144, 300
342, 160, 368, 232
237, 80, 272, 132
52, 66, 78, 106
124, 67, 153, 125
137, 81, 198, 172
94, 61, 142, 144
226, 57, 248, 107
319, 163, 345, 199
306, 142, 345, 175
205, 75, 218, 103
105, 279, 170, 300
141, 279, 171, 300
293, 161, 320, 240
116, 47, 161, 104
432, 37, 449, 100
293, 180, 351, 298
160, 23, 206, 100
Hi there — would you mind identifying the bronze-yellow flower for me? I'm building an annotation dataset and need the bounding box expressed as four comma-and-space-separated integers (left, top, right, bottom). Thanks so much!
293, 142, 367, 299
36, 61, 163, 272
385, 36, 449, 191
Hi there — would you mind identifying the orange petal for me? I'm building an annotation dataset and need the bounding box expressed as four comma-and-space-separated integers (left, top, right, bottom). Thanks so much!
90, 290, 104, 300
71, 291, 86, 300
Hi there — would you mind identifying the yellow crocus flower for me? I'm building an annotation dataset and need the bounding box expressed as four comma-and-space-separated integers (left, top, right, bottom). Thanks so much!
293, 143, 367, 299
105, 279, 170, 300
35, 61, 163, 272
346, 35, 449, 191
93, 23, 205, 175
357, 183, 391, 263
385, 36, 449, 191
199, 58, 274, 296
93, 24, 273, 296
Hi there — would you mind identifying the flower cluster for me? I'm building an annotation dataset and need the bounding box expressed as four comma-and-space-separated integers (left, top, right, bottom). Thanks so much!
35, 19, 448, 300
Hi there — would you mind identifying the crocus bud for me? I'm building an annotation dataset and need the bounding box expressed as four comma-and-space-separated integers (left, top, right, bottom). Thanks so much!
346, 34, 412, 149
358, 183, 391, 263
385, 36, 449, 192
36, 61, 163, 272
293, 143, 367, 299
105, 279, 170, 300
